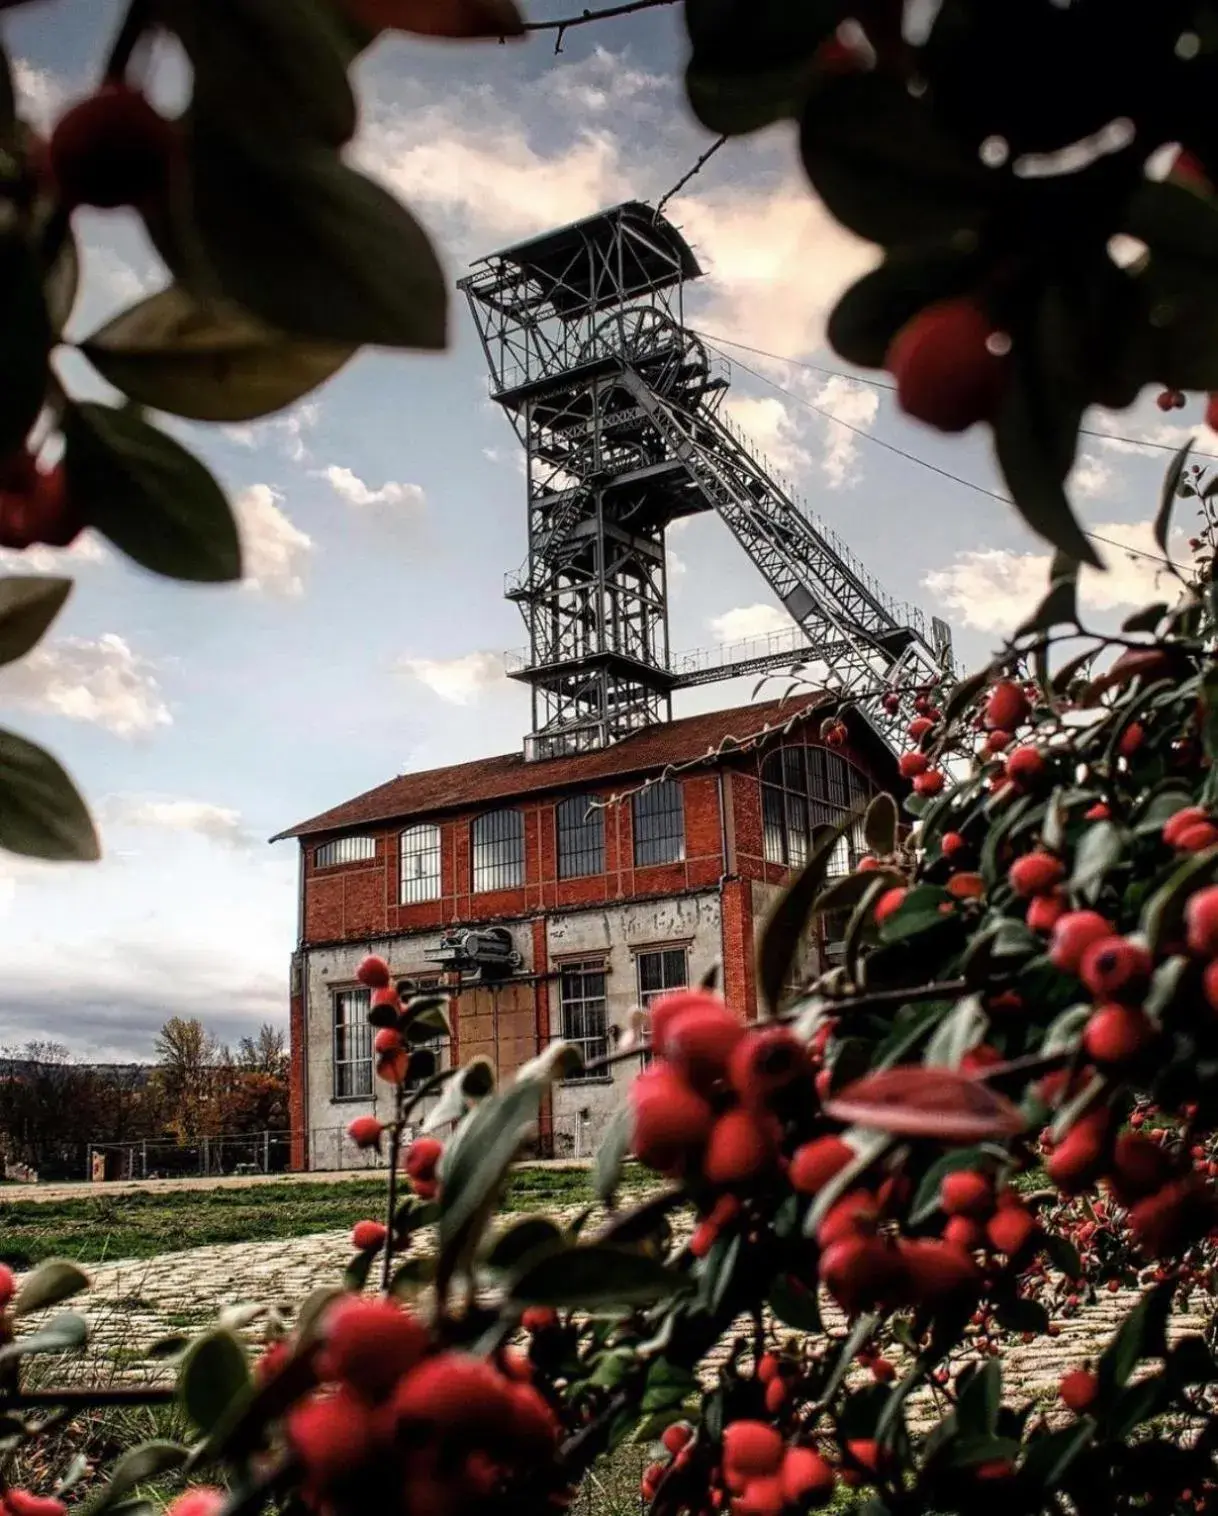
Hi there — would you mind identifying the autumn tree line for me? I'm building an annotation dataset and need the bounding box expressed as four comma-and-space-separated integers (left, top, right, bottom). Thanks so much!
0, 1017, 289, 1180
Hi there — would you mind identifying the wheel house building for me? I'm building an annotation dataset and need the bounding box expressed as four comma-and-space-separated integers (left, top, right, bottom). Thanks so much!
274, 696, 901, 1171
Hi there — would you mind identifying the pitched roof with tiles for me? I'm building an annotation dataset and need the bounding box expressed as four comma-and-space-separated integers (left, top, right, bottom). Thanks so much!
271, 694, 853, 841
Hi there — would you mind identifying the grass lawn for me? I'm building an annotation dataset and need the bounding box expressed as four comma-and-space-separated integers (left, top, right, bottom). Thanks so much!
0, 1163, 643, 1269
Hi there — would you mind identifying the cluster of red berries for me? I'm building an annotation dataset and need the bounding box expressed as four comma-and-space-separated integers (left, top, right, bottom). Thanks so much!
278, 1295, 559, 1516
885, 297, 1010, 435
0, 450, 82, 553
817, 717, 848, 750
897, 692, 948, 798
356, 956, 413, 1084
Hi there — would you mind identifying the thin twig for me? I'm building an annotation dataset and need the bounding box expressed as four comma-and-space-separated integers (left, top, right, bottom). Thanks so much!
104, 0, 151, 79
522, 0, 677, 52
382, 1090, 404, 1294
655, 136, 728, 221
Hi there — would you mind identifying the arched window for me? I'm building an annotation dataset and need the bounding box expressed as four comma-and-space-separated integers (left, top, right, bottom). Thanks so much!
400, 824, 441, 904
315, 835, 376, 868
632, 780, 684, 866
472, 809, 525, 892
557, 795, 604, 879
760, 744, 871, 875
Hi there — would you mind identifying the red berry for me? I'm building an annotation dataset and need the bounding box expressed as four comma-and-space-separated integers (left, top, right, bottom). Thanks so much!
780, 1448, 835, 1507
1079, 936, 1151, 1000
1005, 745, 1047, 789
985, 1203, 1038, 1258
404, 1135, 443, 1182
356, 954, 390, 987
1085, 802, 1111, 821
648, 988, 730, 1058
163, 1491, 223, 1516
819, 1235, 904, 1315
1187, 885, 1218, 956
886, 297, 1009, 433
1109, 1133, 1172, 1205
1178, 822, 1218, 852
0, 1262, 14, 1308
350, 1219, 387, 1251
845, 1439, 884, 1479
817, 1188, 879, 1248
897, 1238, 980, 1307
871, 1357, 896, 1383
6, 1497, 68, 1516
286, 1387, 374, 1492
735, 1476, 785, 1516
521, 1306, 558, 1334
376, 1048, 410, 1084
1059, 1369, 1098, 1413
985, 680, 1029, 731
1164, 806, 1210, 847
373, 1026, 402, 1054
1208, 393, 1218, 433
346, 1116, 383, 1150
1130, 1175, 1216, 1258
393, 1352, 515, 1442
1047, 1109, 1113, 1194
703, 1107, 775, 1185
1026, 892, 1065, 932
630, 1066, 713, 1173
49, 84, 177, 209
1083, 1004, 1155, 1066
914, 770, 945, 796
882, 691, 901, 714
907, 716, 935, 741
1049, 910, 1113, 974
874, 886, 907, 923
983, 728, 1013, 756
941, 831, 968, 860
370, 984, 401, 1013
722, 1421, 784, 1477
320, 1297, 427, 1398
940, 1169, 994, 1219
1009, 850, 1065, 897
898, 750, 929, 778
789, 1135, 853, 1197
665, 1004, 745, 1093
764, 1376, 788, 1413
943, 1215, 983, 1251
663, 1422, 692, 1454
1119, 722, 1145, 758
729, 1025, 806, 1108
757, 1352, 780, 1385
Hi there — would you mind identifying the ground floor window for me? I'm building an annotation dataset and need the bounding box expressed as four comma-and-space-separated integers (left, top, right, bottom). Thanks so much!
559, 959, 609, 1078
333, 987, 372, 1100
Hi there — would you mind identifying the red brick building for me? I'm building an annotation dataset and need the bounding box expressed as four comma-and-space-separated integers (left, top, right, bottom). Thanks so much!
274, 695, 899, 1170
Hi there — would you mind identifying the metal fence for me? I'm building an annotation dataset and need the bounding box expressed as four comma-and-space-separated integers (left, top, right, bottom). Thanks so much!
304, 1113, 604, 1172
86, 1129, 292, 1182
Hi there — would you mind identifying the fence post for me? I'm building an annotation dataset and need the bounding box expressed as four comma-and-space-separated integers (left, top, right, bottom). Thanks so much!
263, 1129, 270, 1173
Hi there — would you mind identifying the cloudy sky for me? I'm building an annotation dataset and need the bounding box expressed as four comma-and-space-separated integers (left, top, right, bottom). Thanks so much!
0, 1, 1206, 1061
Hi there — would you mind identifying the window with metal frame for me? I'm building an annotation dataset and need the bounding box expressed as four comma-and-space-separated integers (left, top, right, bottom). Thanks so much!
557, 794, 604, 879
636, 946, 688, 1007
315, 835, 376, 868
472, 809, 525, 892
559, 959, 609, 1078
333, 988, 373, 1100
632, 780, 684, 866
760, 745, 872, 874
400, 824, 441, 904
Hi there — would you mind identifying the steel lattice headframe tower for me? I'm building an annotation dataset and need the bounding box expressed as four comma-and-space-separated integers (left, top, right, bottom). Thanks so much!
460, 202, 953, 762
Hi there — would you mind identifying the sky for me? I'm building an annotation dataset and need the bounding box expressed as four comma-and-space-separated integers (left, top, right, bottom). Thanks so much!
0, 0, 1206, 1061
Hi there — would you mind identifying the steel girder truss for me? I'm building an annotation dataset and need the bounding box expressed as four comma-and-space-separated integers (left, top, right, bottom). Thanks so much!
460, 203, 953, 759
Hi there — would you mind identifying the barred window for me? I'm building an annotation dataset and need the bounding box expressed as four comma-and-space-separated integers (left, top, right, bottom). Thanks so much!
557, 794, 604, 879
315, 835, 376, 868
333, 988, 372, 1100
632, 780, 684, 866
559, 960, 608, 1078
636, 946, 687, 1007
472, 809, 525, 892
760, 745, 871, 875
400, 824, 441, 904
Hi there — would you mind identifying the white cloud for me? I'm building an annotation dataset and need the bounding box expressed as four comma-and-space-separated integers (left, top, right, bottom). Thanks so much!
398, 650, 507, 705
805, 375, 879, 488
14, 58, 67, 133
710, 603, 793, 643
924, 521, 1186, 635
0, 533, 109, 575
0, 633, 171, 737
1089, 409, 1216, 458
225, 401, 320, 463
721, 394, 810, 481
233, 485, 312, 597
318, 465, 426, 512
1070, 452, 1116, 499
101, 795, 255, 848
548, 47, 662, 115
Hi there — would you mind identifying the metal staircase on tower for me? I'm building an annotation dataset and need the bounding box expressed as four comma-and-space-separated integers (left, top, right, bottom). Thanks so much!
459, 201, 953, 761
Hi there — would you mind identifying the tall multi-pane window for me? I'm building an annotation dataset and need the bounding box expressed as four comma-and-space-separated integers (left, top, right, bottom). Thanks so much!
633, 781, 684, 866
557, 795, 604, 879
559, 960, 608, 1077
315, 835, 376, 868
636, 947, 688, 1007
472, 809, 525, 892
333, 988, 373, 1100
400, 824, 441, 904
760, 744, 871, 874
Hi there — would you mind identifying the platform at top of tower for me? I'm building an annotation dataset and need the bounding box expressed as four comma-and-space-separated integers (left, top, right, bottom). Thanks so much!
470, 201, 701, 318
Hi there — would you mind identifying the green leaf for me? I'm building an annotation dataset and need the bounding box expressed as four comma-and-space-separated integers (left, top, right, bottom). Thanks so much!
0, 234, 51, 457
1143, 844, 1218, 955
939, 666, 991, 729
1156, 439, 1193, 554
1043, 1232, 1082, 1281
163, 0, 357, 150
819, 1312, 879, 1404
12, 1258, 89, 1317
484, 1217, 564, 1274
402, 999, 451, 1043
177, 1328, 250, 1436
813, 867, 902, 916
508, 1244, 690, 1310
186, 128, 447, 350
863, 792, 898, 857
909, 1146, 992, 1225
1021, 1419, 1095, 1489
641, 1358, 698, 1414
922, 992, 985, 1068
768, 1274, 822, 1332
1097, 1281, 1173, 1398
798, 72, 989, 247
992, 1296, 1049, 1334
424, 1056, 493, 1134
955, 1359, 1002, 1437
1122, 602, 1169, 634
758, 812, 859, 1012
593, 1101, 633, 1204
685, 57, 819, 136
439, 1078, 544, 1250
0, 729, 98, 861
683, 0, 838, 134
1015, 568, 1080, 637
1168, 1335, 1217, 1387
342, 1246, 376, 1292
828, 239, 983, 368
0, 577, 70, 668
1069, 820, 1123, 905
0, 1311, 87, 1365
81, 285, 355, 423
81, 1442, 189, 1516
62, 402, 240, 583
